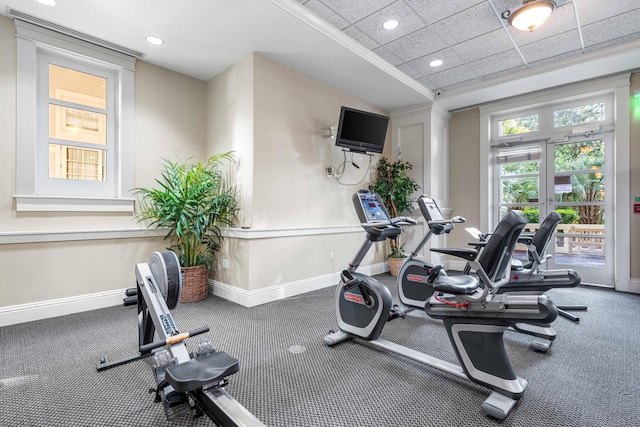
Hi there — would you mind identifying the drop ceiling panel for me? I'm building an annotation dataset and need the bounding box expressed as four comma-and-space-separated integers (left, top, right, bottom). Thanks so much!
343, 25, 380, 50
397, 63, 423, 79
407, 47, 465, 77
520, 30, 583, 63
429, 65, 479, 88
354, 1, 428, 45
304, 0, 350, 29
384, 27, 448, 62
428, 2, 501, 45
584, 34, 640, 53
582, 8, 640, 47
316, 0, 396, 23
404, 0, 485, 26
467, 49, 525, 77
373, 46, 403, 66
452, 29, 514, 63
574, 0, 640, 26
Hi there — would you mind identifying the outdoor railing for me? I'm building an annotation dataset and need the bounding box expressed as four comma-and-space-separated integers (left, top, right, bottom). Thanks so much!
521, 223, 605, 255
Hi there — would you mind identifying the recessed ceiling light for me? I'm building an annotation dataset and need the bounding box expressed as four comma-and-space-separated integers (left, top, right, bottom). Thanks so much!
382, 20, 399, 30
145, 36, 164, 46
429, 59, 444, 67
36, 0, 56, 6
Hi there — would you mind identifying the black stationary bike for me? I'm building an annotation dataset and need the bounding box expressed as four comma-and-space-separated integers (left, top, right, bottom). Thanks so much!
324, 190, 557, 420
97, 251, 265, 426
396, 194, 465, 309
465, 211, 584, 351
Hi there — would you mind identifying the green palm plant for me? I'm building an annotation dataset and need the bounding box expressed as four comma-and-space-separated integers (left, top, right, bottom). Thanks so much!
134, 152, 239, 268
369, 157, 420, 258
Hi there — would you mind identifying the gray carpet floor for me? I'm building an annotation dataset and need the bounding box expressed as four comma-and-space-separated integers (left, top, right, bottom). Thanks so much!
1, 274, 639, 426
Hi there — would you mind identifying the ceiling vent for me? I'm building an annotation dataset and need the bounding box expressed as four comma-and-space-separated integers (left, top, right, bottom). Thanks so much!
6, 7, 145, 58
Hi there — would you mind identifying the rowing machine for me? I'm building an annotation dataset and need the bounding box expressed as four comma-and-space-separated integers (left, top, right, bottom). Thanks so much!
97, 251, 264, 426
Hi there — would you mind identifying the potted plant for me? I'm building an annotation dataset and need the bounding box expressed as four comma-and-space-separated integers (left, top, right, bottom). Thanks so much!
134, 152, 239, 302
369, 157, 420, 276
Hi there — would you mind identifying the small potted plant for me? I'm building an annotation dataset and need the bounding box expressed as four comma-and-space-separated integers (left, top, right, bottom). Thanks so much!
369, 157, 419, 276
134, 152, 239, 302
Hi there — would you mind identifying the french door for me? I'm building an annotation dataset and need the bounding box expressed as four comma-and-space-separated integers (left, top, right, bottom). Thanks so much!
494, 132, 613, 287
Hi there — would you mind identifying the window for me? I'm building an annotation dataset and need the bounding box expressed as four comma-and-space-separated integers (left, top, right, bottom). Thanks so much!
553, 102, 605, 128
39, 54, 114, 195
15, 21, 136, 212
496, 146, 541, 206
498, 114, 539, 136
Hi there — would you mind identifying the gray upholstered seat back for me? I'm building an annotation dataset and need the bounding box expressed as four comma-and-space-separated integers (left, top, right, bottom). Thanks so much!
477, 210, 529, 282
526, 211, 562, 268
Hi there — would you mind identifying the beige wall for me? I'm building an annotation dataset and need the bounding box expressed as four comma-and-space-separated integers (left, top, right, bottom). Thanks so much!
0, 16, 392, 311
134, 61, 207, 189
252, 53, 389, 228
448, 108, 481, 249
0, 16, 209, 308
0, 16, 16, 225
209, 53, 391, 292
205, 54, 255, 229
630, 73, 640, 278
0, 237, 165, 302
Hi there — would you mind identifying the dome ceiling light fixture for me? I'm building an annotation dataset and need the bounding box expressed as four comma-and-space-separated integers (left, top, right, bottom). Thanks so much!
501, 0, 556, 32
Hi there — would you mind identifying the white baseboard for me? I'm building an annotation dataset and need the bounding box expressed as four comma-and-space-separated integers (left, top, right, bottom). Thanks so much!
0, 263, 390, 325
5, 262, 631, 325
211, 262, 388, 307
0, 289, 127, 327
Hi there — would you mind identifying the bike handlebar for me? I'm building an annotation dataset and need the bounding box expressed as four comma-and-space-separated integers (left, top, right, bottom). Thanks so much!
391, 216, 418, 225
361, 216, 418, 229
427, 216, 466, 226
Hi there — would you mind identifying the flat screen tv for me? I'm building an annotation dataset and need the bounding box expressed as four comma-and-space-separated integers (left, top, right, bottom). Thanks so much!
335, 106, 389, 154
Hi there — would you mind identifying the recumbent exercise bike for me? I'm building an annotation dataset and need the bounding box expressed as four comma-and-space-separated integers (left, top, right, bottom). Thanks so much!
464, 211, 585, 351
397, 195, 583, 352
324, 190, 558, 420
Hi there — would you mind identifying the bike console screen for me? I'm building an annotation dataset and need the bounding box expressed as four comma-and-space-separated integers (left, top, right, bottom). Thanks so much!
418, 196, 444, 221
353, 191, 390, 223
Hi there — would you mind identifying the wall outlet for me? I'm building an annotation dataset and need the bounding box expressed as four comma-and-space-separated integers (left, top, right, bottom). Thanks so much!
330, 251, 334, 260
326, 167, 332, 176
221, 259, 229, 269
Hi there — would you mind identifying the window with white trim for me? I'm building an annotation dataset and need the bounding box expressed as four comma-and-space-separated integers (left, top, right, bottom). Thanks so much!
15, 21, 136, 212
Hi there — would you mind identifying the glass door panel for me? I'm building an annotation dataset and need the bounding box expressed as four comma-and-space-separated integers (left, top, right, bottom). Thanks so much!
547, 138, 612, 286
495, 144, 542, 264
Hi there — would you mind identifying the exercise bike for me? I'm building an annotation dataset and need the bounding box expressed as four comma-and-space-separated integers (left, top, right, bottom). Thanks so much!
97, 251, 265, 426
397, 194, 465, 309
324, 190, 557, 420
465, 211, 584, 352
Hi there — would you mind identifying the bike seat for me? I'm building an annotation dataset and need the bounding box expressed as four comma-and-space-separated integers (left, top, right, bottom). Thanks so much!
433, 275, 479, 295
165, 351, 239, 393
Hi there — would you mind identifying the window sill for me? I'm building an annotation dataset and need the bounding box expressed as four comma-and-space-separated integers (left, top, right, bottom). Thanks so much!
15, 195, 134, 212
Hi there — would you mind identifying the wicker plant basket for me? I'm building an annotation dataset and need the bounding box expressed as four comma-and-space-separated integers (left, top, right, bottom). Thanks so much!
388, 257, 404, 277
180, 265, 208, 303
